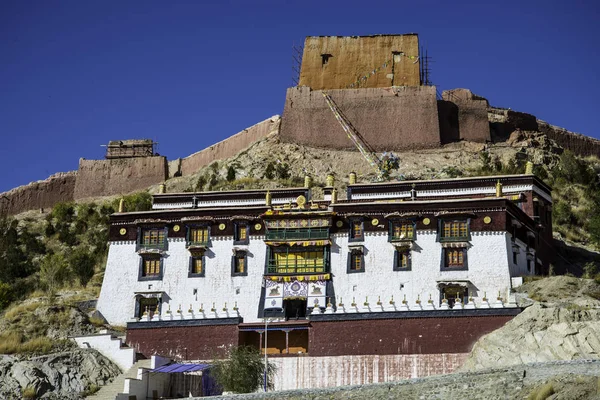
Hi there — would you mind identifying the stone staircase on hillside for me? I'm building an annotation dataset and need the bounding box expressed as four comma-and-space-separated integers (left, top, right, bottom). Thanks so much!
87, 359, 151, 400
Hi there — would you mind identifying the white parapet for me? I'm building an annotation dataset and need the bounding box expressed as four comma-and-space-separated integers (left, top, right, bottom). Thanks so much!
71, 333, 135, 371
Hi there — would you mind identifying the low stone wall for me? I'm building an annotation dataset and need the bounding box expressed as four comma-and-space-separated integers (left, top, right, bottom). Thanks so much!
0, 171, 76, 216
270, 353, 468, 391
179, 116, 281, 177
208, 359, 600, 400
73, 156, 168, 201
280, 86, 441, 151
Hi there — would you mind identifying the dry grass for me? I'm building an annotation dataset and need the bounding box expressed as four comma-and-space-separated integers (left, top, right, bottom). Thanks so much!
528, 382, 555, 400
89, 315, 106, 327
22, 385, 36, 399
0, 332, 53, 354
3, 302, 41, 322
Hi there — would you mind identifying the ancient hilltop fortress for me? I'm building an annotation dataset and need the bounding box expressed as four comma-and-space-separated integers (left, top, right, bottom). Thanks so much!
1, 34, 599, 216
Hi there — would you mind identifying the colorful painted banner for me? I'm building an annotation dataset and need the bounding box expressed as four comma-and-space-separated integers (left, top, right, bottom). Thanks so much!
267, 274, 331, 282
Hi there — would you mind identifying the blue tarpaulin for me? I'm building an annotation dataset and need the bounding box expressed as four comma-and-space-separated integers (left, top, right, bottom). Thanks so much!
152, 363, 211, 374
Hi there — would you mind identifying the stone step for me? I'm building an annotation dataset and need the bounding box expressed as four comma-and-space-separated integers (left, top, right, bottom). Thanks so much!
87, 359, 151, 400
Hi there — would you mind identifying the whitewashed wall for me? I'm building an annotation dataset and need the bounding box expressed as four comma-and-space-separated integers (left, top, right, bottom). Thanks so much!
98, 228, 523, 326
329, 230, 514, 308
97, 235, 266, 326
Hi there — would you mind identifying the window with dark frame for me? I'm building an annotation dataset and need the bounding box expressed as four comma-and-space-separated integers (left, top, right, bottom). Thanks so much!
440, 285, 468, 308
393, 248, 411, 270
139, 255, 163, 280
513, 251, 518, 264
347, 250, 364, 273
349, 219, 364, 242
441, 220, 469, 241
443, 248, 467, 269
137, 297, 159, 319
188, 226, 209, 245
232, 251, 248, 276
390, 220, 415, 241
139, 227, 167, 250
189, 252, 205, 277
234, 222, 249, 245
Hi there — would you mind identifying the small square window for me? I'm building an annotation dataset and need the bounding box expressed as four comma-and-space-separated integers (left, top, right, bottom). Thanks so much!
442, 248, 468, 270
347, 251, 364, 273
321, 54, 332, 66
139, 255, 163, 280
234, 223, 249, 245
393, 249, 411, 271
232, 251, 248, 276
189, 253, 205, 277
349, 219, 364, 242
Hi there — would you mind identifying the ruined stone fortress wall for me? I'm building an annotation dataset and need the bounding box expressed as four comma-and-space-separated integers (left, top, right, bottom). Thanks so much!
0, 117, 280, 216
177, 115, 280, 177
0, 172, 77, 216
280, 86, 442, 151
73, 156, 168, 201
299, 35, 421, 89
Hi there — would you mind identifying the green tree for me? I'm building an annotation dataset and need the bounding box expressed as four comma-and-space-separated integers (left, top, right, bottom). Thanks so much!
0, 281, 14, 311
264, 162, 276, 180
211, 346, 277, 393
276, 162, 290, 180
68, 247, 95, 287
39, 253, 69, 297
226, 166, 236, 182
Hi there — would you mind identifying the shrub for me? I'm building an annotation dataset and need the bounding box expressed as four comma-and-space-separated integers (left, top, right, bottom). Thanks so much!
195, 175, 207, 191
211, 346, 277, 393
276, 162, 290, 180
553, 200, 573, 226
51, 202, 75, 224
40, 253, 69, 296
0, 281, 14, 311
583, 262, 599, 279
117, 192, 152, 212
68, 247, 95, 287
264, 162, 276, 179
226, 166, 236, 182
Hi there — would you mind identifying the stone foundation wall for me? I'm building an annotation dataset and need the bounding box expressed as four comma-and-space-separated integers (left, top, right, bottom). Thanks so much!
309, 314, 515, 356
178, 116, 280, 177
126, 321, 240, 360
0, 171, 76, 216
73, 156, 168, 201
280, 86, 441, 151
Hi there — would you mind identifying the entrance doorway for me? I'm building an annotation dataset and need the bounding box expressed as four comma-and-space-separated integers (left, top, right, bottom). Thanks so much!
284, 299, 307, 320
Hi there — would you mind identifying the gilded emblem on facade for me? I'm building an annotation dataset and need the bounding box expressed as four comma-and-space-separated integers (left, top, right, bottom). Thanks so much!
254, 223, 262, 231
423, 217, 431, 225
119, 228, 127, 235
483, 216, 492, 224
336, 220, 343, 228
218, 223, 226, 231
371, 218, 379, 226
173, 225, 180, 232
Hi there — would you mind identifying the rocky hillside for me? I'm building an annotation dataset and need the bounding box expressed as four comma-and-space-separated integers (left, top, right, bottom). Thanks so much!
462, 276, 600, 371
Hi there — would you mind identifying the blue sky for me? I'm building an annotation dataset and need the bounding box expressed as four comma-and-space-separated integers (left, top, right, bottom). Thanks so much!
1, 1, 598, 193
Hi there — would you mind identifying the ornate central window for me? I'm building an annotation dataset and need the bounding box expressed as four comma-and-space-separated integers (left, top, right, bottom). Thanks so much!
138, 227, 167, 251
187, 226, 209, 246
267, 247, 327, 274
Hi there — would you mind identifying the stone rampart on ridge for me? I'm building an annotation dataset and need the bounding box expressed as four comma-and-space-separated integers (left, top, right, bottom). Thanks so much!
178, 115, 280, 177
0, 171, 76, 216
73, 156, 168, 201
280, 86, 441, 151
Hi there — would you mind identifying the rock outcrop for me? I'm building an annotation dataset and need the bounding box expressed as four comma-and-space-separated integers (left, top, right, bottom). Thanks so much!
0, 348, 120, 400
462, 277, 600, 371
